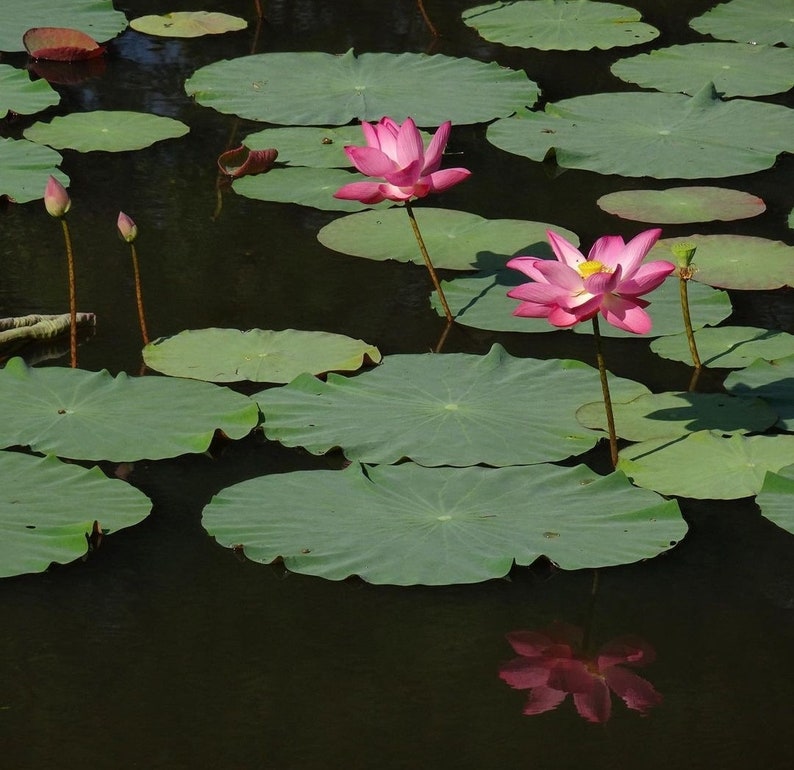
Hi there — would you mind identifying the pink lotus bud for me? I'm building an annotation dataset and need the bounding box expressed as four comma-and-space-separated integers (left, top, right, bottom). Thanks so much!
44, 175, 70, 217
117, 211, 138, 243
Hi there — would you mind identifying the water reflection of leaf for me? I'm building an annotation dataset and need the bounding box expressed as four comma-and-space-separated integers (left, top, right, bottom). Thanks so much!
499, 621, 662, 723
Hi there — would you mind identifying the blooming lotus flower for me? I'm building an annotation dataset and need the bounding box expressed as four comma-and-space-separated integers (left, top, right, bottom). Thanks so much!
507, 228, 675, 334
117, 211, 137, 243
333, 116, 471, 204
499, 622, 662, 723
44, 175, 71, 218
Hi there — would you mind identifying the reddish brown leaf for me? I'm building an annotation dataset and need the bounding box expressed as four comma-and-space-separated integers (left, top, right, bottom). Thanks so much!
217, 145, 278, 179
23, 27, 106, 61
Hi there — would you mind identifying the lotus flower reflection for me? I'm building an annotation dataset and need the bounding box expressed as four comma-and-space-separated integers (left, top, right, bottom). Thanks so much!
499, 622, 662, 723
333, 116, 471, 204
507, 229, 675, 334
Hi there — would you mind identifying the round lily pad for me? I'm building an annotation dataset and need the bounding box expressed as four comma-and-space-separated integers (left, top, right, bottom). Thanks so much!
0, 451, 152, 578
0, 137, 66, 204
143, 328, 381, 384
618, 431, 794, 499
462, 0, 659, 51
203, 462, 685, 585
130, 11, 246, 37
487, 85, 794, 179
254, 345, 649, 467
597, 187, 766, 224
318, 208, 579, 271
0, 64, 60, 117
756, 467, 794, 536
23, 111, 189, 152
649, 234, 794, 290
611, 43, 794, 98
185, 48, 538, 126
690, 0, 794, 46
724, 354, 794, 431
651, 327, 794, 369
0, 357, 260, 462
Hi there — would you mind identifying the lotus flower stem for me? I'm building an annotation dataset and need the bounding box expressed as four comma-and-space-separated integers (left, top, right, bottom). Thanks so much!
671, 242, 701, 372
60, 218, 78, 368
591, 316, 618, 468
128, 242, 149, 345
416, 0, 439, 37
404, 201, 453, 323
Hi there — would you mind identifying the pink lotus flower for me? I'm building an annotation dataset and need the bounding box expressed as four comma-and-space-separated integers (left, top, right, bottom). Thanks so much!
44, 175, 71, 218
499, 622, 662, 723
507, 229, 675, 334
117, 211, 137, 243
333, 116, 471, 204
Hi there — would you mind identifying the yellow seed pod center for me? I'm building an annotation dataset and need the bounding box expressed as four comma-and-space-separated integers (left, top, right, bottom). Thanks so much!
578, 260, 609, 278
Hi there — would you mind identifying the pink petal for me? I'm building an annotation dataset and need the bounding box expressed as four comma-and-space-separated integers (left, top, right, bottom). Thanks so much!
424, 167, 471, 193
512, 301, 554, 319
522, 686, 568, 716
547, 230, 585, 269
600, 294, 652, 334
588, 235, 625, 268
360, 121, 379, 149
383, 158, 423, 187
598, 636, 657, 669
546, 659, 595, 694
345, 146, 396, 178
373, 118, 400, 158
573, 679, 612, 723
506, 256, 546, 280
333, 181, 385, 204
614, 228, 663, 278
528, 260, 584, 291
604, 666, 663, 714
582, 268, 621, 296
505, 630, 556, 657
617, 261, 675, 296
423, 121, 451, 174
508, 281, 569, 305
548, 304, 595, 327
395, 117, 424, 169
499, 657, 554, 689
377, 182, 416, 202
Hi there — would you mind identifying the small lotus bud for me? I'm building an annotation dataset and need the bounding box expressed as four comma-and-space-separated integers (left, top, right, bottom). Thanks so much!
117, 211, 138, 243
670, 241, 697, 269
44, 175, 71, 218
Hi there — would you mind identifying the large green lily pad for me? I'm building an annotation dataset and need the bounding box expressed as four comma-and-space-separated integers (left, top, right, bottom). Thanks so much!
0, 451, 151, 578
0, 138, 67, 204
0, 358, 260, 462
143, 328, 381, 384
255, 345, 649, 467
0, 64, 60, 117
461, 0, 659, 51
130, 11, 246, 37
487, 85, 794, 179
618, 432, 794, 499
432, 270, 731, 337
185, 49, 538, 126
203, 462, 685, 585
650, 235, 794, 290
651, 327, 794, 369
611, 43, 794, 98
597, 187, 766, 224
724, 355, 794, 431
576, 391, 778, 441
24, 111, 189, 152
690, 0, 794, 46
318, 208, 579, 270
756, 466, 794, 537
0, 0, 127, 52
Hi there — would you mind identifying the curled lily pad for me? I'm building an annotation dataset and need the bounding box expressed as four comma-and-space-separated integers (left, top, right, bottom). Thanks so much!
130, 11, 247, 38
0, 138, 66, 204
462, 0, 659, 51
597, 187, 766, 224
756, 467, 794, 536
724, 355, 794, 431
0, 451, 152, 578
203, 462, 685, 585
0, 64, 60, 117
0, 357, 260, 462
143, 328, 381, 384
217, 145, 277, 178
23, 27, 105, 61
690, 0, 794, 46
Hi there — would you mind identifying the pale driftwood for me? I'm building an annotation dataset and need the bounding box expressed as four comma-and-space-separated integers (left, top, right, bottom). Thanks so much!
0, 313, 96, 345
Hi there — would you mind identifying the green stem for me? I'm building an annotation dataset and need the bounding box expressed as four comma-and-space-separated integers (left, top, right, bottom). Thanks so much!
416, 0, 439, 37
678, 273, 702, 371
592, 316, 618, 469
404, 201, 453, 324
60, 218, 77, 368
129, 243, 150, 345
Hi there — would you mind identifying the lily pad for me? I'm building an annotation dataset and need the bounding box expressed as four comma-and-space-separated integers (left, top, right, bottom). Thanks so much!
690, 0, 794, 46
0, 451, 151, 578
0, 357, 260, 462
576, 391, 778, 441
597, 187, 766, 224
0, 138, 66, 204
461, 0, 659, 51
255, 345, 649, 467
649, 235, 794, 290
611, 43, 794, 98
203, 462, 685, 585
130, 11, 246, 38
432, 270, 731, 337
23, 111, 189, 152
724, 355, 794, 431
651, 327, 794, 369
487, 85, 794, 179
756, 467, 794, 536
232, 167, 388, 212
23, 27, 105, 61
618, 431, 794, 499
185, 48, 538, 126
318, 208, 579, 270
0, 64, 60, 117
0, 0, 128, 53
143, 328, 381, 384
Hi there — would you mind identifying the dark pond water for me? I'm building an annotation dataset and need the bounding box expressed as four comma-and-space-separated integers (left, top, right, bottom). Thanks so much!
2, 1, 793, 768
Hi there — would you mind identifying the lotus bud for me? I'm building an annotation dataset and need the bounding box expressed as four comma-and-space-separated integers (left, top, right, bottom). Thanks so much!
44, 175, 71, 218
117, 211, 138, 243
670, 241, 697, 268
